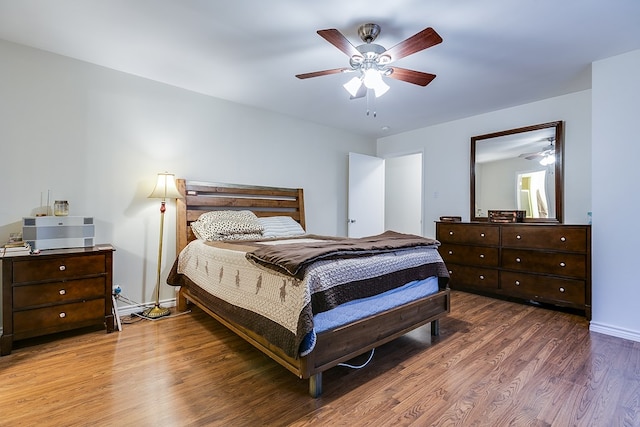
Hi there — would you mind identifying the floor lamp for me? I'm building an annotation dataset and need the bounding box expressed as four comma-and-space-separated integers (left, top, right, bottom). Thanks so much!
143, 172, 183, 319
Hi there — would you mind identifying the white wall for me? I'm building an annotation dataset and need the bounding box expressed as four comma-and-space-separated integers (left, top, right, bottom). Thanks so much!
378, 63, 640, 342
0, 40, 374, 318
377, 90, 593, 238
590, 49, 640, 341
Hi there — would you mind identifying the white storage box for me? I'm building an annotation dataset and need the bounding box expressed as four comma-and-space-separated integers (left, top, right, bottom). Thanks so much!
23, 216, 95, 250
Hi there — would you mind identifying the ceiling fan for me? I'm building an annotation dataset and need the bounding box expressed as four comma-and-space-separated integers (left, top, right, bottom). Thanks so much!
519, 138, 556, 165
296, 23, 442, 101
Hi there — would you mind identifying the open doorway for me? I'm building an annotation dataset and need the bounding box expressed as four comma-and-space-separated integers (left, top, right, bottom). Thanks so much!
517, 169, 549, 218
348, 152, 423, 237
385, 153, 423, 235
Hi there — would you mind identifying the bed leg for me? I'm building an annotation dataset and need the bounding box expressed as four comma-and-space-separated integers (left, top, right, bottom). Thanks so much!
176, 288, 188, 312
309, 373, 322, 398
431, 319, 440, 336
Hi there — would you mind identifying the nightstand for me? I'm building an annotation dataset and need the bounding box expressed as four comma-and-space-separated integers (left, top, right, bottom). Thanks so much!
1, 245, 115, 355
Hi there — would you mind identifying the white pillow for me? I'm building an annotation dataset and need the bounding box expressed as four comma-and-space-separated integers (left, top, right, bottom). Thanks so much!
258, 216, 306, 238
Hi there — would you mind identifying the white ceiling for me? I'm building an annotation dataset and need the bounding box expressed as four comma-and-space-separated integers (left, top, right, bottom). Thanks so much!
1, 0, 640, 139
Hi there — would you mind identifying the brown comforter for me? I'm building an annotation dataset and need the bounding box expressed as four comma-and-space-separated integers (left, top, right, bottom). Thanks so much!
245, 230, 441, 279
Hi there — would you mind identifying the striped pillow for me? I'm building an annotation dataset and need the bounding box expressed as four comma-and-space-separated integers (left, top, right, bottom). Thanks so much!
258, 216, 306, 238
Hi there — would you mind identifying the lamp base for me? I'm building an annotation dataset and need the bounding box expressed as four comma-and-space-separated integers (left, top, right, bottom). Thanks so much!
142, 305, 171, 319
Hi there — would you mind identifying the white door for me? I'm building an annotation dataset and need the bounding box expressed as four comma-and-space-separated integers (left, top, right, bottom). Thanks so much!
348, 152, 385, 237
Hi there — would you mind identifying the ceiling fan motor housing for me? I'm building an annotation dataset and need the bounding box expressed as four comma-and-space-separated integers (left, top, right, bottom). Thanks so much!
358, 23, 381, 43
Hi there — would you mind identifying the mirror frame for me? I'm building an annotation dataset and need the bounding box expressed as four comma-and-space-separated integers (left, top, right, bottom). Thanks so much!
470, 120, 564, 223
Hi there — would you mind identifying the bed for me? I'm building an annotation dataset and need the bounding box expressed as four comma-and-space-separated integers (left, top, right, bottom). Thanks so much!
167, 179, 450, 397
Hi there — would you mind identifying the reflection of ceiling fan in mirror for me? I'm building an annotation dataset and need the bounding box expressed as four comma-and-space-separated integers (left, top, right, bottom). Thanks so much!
296, 23, 442, 113
519, 137, 556, 165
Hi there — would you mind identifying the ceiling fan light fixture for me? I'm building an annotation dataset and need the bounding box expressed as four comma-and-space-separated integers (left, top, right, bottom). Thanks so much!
378, 54, 392, 65
373, 79, 390, 98
539, 154, 555, 166
363, 68, 389, 98
343, 76, 363, 97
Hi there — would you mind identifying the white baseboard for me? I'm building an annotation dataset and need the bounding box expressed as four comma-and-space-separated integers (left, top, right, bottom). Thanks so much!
589, 321, 640, 343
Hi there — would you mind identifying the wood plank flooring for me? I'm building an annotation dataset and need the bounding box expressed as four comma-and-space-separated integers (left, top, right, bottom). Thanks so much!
1, 291, 638, 426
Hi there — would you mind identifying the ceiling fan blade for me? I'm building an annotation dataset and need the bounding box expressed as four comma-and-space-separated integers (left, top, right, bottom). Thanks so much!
519, 152, 544, 160
388, 67, 436, 86
317, 29, 362, 58
382, 27, 443, 62
296, 68, 350, 79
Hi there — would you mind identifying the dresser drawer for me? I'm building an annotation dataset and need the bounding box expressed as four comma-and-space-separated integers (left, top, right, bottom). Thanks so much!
500, 271, 585, 306
437, 223, 499, 245
501, 225, 587, 252
13, 277, 106, 309
501, 249, 586, 279
446, 264, 499, 291
12, 254, 106, 284
13, 298, 106, 336
440, 243, 499, 267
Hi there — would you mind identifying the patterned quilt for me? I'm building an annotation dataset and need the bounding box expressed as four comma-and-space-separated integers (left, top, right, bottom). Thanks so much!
167, 233, 449, 358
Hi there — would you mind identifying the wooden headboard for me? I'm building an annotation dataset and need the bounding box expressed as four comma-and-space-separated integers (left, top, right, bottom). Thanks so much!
175, 179, 305, 253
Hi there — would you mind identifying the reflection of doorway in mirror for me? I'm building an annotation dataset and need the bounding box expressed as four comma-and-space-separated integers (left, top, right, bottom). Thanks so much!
517, 170, 549, 218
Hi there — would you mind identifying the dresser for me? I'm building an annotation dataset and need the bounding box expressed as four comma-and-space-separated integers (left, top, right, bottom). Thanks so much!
436, 222, 591, 319
1, 246, 115, 355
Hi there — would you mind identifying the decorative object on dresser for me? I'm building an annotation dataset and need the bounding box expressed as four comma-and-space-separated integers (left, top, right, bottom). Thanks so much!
439, 216, 462, 222
143, 172, 184, 319
0, 241, 32, 257
488, 210, 525, 223
436, 222, 591, 319
1, 245, 115, 355
22, 215, 95, 250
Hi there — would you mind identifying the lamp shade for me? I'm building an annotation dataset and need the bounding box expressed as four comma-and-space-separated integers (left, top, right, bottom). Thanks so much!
343, 76, 363, 97
362, 69, 390, 98
148, 172, 183, 200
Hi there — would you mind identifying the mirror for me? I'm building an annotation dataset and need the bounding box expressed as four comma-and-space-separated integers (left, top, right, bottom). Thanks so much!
471, 121, 564, 223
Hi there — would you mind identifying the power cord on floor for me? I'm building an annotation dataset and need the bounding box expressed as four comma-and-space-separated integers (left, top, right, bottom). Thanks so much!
113, 294, 145, 324
337, 348, 375, 369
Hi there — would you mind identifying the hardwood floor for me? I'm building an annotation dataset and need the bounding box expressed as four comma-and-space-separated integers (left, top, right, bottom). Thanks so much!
1, 291, 638, 426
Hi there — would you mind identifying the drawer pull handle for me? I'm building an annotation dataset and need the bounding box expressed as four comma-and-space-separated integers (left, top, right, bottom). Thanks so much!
515, 280, 520, 286
449, 231, 454, 235
479, 254, 485, 258
516, 235, 521, 239
479, 275, 485, 280
559, 287, 565, 293
480, 233, 485, 237
516, 257, 521, 263
561, 237, 566, 242
560, 262, 566, 267
448, 270, 453, 275
59, 289, 66, 295
448, 250, 453, 255
59, 265, 66, 271
59, 312, 66, 318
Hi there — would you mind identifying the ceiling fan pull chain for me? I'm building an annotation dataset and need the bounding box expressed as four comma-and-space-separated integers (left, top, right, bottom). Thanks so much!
366, 88, 377, 117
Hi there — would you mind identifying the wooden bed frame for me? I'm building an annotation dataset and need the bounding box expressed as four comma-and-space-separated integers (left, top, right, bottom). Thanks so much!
174, 179, 450, 397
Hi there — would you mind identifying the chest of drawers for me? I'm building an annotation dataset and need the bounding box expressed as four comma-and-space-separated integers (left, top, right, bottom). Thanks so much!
1, 246, 115, 355
436, 222, 591, 319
